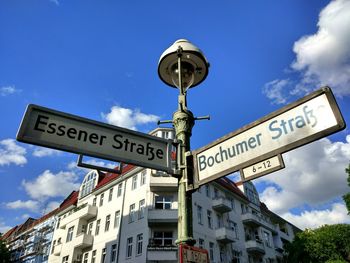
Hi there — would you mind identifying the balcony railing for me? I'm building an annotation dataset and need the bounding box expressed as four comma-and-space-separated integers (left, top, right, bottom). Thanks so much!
245, 239, 265, 255
215, 227, 237, 243
53, 243, 62, 256
60, 204, 97, 229
147, 240, 177, 261
150, 173, 178, 191
212, 197, 232, 213
242, 212, 277, 233
72, 233, 93, 249
148, 209, 178, 226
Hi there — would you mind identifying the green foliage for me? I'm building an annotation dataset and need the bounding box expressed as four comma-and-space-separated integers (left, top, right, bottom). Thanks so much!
285, 224, 350, 263
343, 163, 350, 215
0, 235, 10, 263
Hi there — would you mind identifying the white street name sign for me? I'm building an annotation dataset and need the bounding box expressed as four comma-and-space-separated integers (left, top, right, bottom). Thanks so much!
193, 87, 346, 187
240, 154, 285, 182
17, 104, 174, 173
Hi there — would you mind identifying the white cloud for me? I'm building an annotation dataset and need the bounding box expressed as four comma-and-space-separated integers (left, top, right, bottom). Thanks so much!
263, 79, 291, 104
5, 200, 40, 213
101, 105, 159, 130
0, 220, 12, 234
259, 135, 350, 215
0, 85, 21, 96
0, 139, 27, 166
282, 203, 350, 230
264, 0, 350, 103
22, 170, 80, 200
32, 147, 61, 157
44, 201, 60, 212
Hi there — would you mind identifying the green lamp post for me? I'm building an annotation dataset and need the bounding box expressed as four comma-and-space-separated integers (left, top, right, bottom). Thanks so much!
158, 39, 209, 245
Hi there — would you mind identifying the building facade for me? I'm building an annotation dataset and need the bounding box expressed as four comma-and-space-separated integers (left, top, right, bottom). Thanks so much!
4, 128, 300, 263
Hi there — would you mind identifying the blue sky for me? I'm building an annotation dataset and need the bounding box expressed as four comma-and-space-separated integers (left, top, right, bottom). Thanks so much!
1, 0, 350, 232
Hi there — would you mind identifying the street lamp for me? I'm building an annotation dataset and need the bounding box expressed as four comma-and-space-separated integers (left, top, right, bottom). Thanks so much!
158, 39, 209, 246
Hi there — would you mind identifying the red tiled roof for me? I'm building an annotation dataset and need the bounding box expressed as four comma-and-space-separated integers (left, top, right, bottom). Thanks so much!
94, 164, 137, 191
1, 226, 18, 240
59, 191, 79, 211
29, 208, 59, 229
215, 177, 248, 201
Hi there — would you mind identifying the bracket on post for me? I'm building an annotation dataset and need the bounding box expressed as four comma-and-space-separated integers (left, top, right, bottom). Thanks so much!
77, 155, 123, 174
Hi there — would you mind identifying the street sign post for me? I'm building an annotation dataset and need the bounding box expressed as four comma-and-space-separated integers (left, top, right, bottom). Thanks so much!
192, 87, 346, 188
17, 104, 174, 173
179, 244, 209, 263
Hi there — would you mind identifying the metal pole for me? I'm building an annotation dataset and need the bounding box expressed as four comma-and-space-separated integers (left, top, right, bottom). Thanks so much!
173, 48, 195, 246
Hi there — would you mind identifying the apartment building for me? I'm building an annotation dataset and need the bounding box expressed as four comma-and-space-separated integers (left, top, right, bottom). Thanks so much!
4, 127, 299, 263
3, 209, 57, 263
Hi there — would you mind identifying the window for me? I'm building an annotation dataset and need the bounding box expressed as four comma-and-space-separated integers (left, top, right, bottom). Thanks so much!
209, 242, 214, 261
263, 231, 271, 247
111, 244, 117, 262
139, 199, 145, 219
213, 188, 219, 199
56, 218, 61, 229
81, 224, 86, 234
83, 252, 88, 263
217, 213, 223, 228
62, 256, 69, 263
232, 250, 242, 263
155, 196, 172, 209
99, 193, 104, 206
205, 185, 210, 197
140, 170, 146, 185
114, 210, 120, 228
80, 171, 97, 198
66, 226, 74, 242
219, 245, 226, 262
230, 198, 235, 210
197, 205, 203, 225
87, 222, 93, 235
101, 248, 106, 263
132, 175, 138, 190
91, 250, 96, 263
198, 238, 204, 249
126, 237, 133, 258
51, 240, 56, 254
153, 231, 173, 246
137, 233, 143, 255
207, 210, 213, 229
117, 183, 122, 197
93, 197, 97, 206
108, 188, 113, 202
229, 220, 238, 239
95, 219, 101, 235
105, 215, 111, 232
129, 203, 136, 223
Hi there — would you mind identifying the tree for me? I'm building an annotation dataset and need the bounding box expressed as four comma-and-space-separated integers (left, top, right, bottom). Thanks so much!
0, 234, 10, 263
285, 224, 350, 263
343, 163, 350, 214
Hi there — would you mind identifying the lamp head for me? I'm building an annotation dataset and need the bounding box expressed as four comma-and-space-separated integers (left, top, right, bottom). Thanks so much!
158, 39, 209, 90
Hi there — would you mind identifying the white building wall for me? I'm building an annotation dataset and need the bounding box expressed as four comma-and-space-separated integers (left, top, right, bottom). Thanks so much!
47, 128, 299, 263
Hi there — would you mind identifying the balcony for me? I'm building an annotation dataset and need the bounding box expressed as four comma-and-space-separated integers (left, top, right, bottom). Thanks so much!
215, 227, 237, 243
245, 239, 265, 255
242, 212, 277, 233
212, 197, 232, 213
53, 243, 62, 256
148, 209, 178, 226
72, 233, 93, 249
147, 243, 178, 262
60, 204, 97, 229
150, 173, 178, 191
